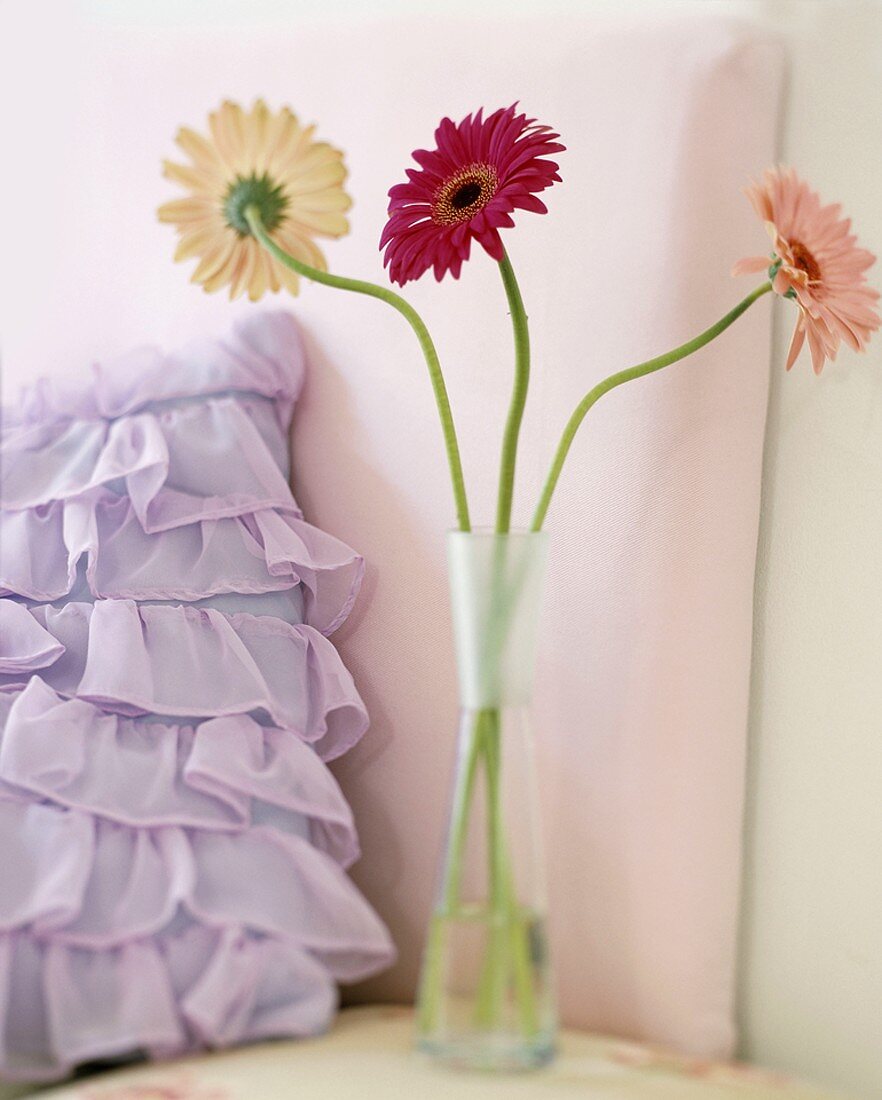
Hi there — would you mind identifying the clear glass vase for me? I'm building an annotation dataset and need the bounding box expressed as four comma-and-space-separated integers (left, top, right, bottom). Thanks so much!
416, 528, 556, 1070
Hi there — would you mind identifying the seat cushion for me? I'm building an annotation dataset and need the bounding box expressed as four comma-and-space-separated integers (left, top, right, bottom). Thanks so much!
15, 1007, 843, 1100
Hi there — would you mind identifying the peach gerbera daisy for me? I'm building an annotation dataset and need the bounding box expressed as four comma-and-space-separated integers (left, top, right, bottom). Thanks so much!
733, 167, 879, 373
158, 99, 351, 301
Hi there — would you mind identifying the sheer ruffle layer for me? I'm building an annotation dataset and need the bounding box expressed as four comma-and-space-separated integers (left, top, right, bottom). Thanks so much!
0, 924, 339, 1081
0, 601, 368, 761
0, 679, 358, 866
0, 794, 392, 973
0, 602, 64, 674
1, 312, 304, 438
1, 395, 299, 532
0, 496, 362, 635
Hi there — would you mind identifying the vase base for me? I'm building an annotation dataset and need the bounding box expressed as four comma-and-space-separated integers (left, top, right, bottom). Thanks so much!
416, 1032, 556, 1072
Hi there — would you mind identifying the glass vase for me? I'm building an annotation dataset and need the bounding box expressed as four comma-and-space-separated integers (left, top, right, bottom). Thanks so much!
416, 528, 556, 1070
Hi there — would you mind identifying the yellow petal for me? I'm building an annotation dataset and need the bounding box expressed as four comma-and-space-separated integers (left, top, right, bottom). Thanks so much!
276, 228, 328, 272
280, 142, 343, 181
162, 159, 224, 196
208, 100, 248, 174
245, 98, 273, 171
247, 244, 271, 301
286, 120, 317, 160
293, 189, 352, 214
262, 248, 282, 294
190, 236, 235, 283
157, 196, 215, 224
197, 236, 240, 292
173, 222, 225, 263
264, 109, 303, 176
189, 241, 225, 282
276, 260, 301, 296
284, 159, 348, 195
175, 126, 226, 175
229, 237, 259, 300
272, 127, 324, 177
283, 207, 349, 238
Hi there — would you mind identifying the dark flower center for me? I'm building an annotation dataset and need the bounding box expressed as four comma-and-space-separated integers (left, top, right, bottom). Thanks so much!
432, 163, 499, 226
223, 172, 289, 236
451, 182, 482, 209
789, 239, 822, 283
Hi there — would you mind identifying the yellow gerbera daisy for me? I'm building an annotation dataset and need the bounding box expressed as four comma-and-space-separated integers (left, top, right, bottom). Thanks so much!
158, 99, 352, 301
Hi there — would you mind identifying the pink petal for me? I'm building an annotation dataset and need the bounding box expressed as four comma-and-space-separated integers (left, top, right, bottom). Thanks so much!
785, 316, 806, 370
379, 103, 563, 283
806, 321, 828, 374
731, 256, 770, 277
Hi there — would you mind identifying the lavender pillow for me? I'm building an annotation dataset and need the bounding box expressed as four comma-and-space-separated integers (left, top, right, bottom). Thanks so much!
0, 313, 393, 1083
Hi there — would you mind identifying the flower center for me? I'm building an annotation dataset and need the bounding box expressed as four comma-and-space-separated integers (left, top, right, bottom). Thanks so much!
223, 173, 289, 236
432, 163, 499, 226
789, 239, 822, 283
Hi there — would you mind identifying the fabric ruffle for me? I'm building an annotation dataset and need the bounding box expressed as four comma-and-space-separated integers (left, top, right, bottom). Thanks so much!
1, 311, 304, 439
0, 602, 64, 674
0, 790, 391, 1083
0, 679, 358, 866
0, 312, 391, 1082
0, 601, 368, 761
0, 793, 391, 970
0, 679, 393, 1083
0, 924, 340, 1081
1, 395, 298, 532
0, 495, 362, 636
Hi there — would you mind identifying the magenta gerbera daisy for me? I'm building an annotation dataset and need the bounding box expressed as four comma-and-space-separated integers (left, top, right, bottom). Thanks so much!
380, 104, 564, 285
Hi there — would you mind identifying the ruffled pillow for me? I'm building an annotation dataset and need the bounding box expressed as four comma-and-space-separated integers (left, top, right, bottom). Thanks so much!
0, 312, 393, 1082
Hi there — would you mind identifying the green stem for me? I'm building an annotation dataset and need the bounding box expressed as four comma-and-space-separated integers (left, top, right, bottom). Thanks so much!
507, 870, 539, 1035
496, 250, 530, 534
481, 712, 508, 1023
530, 282, 773, 531
245, 205, 471, 532
471, 711, 539, 1037
418, 708, 488, 1034
444, 710, 489, 914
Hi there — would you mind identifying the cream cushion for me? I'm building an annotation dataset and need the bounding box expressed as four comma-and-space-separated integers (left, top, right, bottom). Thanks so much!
1, 1007, 840, 1100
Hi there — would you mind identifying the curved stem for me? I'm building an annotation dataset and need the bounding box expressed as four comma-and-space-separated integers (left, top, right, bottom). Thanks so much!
531, 282, 773, 531
245, 206, 471, 531
496, 250, 530, 533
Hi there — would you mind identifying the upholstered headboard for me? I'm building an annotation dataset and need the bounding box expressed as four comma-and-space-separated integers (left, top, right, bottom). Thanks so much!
0, 8, 782, 1063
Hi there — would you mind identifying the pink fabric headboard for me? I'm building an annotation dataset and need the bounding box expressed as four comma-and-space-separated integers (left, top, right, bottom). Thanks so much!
293, 16, 783, 1059
0, 10, 782, 1060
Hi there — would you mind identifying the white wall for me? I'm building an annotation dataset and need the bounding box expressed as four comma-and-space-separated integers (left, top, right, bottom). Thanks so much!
1, 1, 879, 1097
736, 4, 882, 1099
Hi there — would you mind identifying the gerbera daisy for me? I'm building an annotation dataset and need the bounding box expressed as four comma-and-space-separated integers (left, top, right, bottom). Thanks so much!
380, 104, 564, 285
158, 99, 352, 300
733, 167, 879, 373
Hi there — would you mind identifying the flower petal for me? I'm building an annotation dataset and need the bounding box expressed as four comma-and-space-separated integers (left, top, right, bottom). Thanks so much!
736, 166, 879, 371
159, 100, 351, 289
731, 255, 771, 277
785, 315, 806, 370
380, 103, 564, 283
